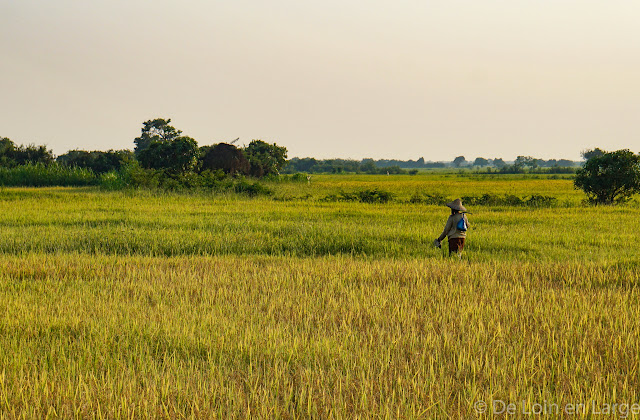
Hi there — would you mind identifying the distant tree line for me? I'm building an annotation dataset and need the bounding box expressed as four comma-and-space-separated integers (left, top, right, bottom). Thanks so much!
283, 158, 420, 175
0, 119, 288, 192
0, 123, 619, 192
284, 155, 580, 174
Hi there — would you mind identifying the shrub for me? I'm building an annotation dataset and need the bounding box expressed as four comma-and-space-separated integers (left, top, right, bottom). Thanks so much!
234, 179, 273, 196
336, 189, 394, 203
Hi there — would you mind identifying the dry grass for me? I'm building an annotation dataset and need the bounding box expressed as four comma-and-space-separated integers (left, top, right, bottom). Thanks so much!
0, 180, 639, 418
1, 255, 639, 418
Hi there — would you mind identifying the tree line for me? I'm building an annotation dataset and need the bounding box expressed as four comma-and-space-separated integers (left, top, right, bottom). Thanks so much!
0, 119, 288, 191
285, 155, 580, 174
3, 120, 639, 204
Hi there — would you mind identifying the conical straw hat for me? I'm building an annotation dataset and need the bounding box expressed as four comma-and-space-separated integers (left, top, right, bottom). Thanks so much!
446, 198, 467, 212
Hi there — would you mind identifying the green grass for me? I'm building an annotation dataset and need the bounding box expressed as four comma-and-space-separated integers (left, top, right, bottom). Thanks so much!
1, 176, 639, 418
271, 173, 582, 203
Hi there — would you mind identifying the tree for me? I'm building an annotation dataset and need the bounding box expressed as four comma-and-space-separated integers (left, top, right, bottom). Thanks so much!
574, 149, 640, 204
284, 157, 317, 173
557, 159, 575, 167
473, 157, 489, 167
581, 148, 606, 161
57, 150, 133, 174
453, 156, 466, 167
244, 140, 288, 177
515, 156, 540, 169
200, 143, 250, 176
133, 118, 182, 157
492, 158, 506, 168
360, 160, 377, 174
0, 137, 54, 167
137, 136, 199, 174
0, 137, 16, 167
13, 144, 54, 166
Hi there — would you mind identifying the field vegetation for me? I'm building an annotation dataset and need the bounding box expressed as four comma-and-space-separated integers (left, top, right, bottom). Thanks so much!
1, 174, 639, 418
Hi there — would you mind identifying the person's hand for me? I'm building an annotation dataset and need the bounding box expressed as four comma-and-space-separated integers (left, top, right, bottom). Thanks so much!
433, 239, 441, 248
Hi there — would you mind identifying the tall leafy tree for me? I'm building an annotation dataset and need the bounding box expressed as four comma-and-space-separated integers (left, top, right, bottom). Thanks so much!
0, 137, 15, 167
133, 118, 182, 157
244, 140, 288, 177
574, 149, 640, 204
137, 136, 199, 174
200, 143, 250, 176
492, 158, 506, 168
473, 157, 489, 167
453, 156, 466, 167
581, 148, 606, 160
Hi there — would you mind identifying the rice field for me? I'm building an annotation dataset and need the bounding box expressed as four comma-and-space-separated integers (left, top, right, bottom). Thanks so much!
1, 175, 639, 418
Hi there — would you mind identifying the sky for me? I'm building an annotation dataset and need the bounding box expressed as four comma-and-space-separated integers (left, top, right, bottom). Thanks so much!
1, 0, 639, 161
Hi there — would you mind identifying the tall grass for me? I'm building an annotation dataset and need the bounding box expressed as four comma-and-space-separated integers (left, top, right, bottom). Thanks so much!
0, 255, 638, 418
1, 179, 639, 417
0, 163, 97, 187
0, 187, 637, 262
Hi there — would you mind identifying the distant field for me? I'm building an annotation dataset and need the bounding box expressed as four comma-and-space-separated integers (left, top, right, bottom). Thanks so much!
1, 176, 639, 418
272, 173, 580, 203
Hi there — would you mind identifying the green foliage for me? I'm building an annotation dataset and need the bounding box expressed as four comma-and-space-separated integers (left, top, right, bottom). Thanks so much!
57, 149, 134, 174
323, 188, 394, 204
581, 147, 606, 160
133, 118, 182, 156
473, 157, 490, 167
460, 193, 558, 207
407, 192, 558, 207
408, 192, 448, 205
199, 143, 250, 176
137, 136, 199, 174
574, 149, 640, 204
0, 137, 54, 167
492, 158, 506, 167
244, 140, 288, 177
284, 158, 415, 174
99, 171, 128, 190
0, 163, 97, 186
233, 178, 273, 196
0, 137, 15, 167
289, 173, 309, 182
453, 156, 466, 167
104, 163, 272, 195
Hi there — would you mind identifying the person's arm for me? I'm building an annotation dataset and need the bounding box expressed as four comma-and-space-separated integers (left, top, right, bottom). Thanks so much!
437, 217, 452, 242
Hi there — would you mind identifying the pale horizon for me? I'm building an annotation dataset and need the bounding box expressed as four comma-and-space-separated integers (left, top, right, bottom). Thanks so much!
2, 0, 639, 162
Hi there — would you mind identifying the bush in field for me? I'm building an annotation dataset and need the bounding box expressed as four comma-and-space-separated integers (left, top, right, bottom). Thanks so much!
110, 162, 272, 195
233, 178, 273, 196
408, 193, 558, 207
323, 189, 394, 203
409, 192, 447, 205
199, 143, 250, 176
575, 149, 640, 204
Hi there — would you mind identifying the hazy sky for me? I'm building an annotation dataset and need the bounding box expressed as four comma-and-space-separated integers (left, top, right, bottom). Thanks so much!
2, 0, 639, 161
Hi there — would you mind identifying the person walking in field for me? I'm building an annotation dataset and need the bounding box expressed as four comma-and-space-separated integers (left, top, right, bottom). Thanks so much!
434, 198, 470, 257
